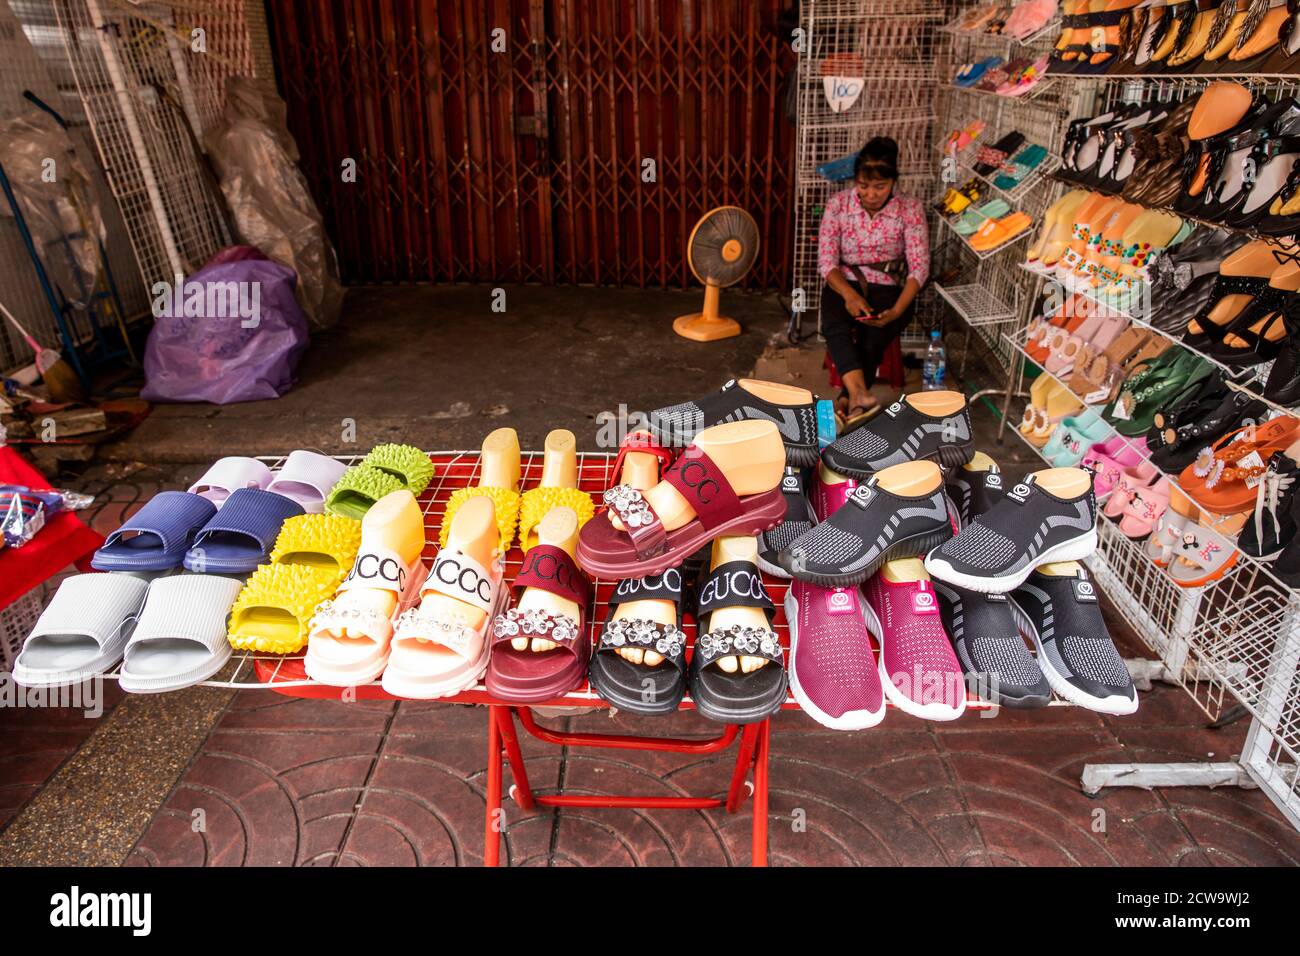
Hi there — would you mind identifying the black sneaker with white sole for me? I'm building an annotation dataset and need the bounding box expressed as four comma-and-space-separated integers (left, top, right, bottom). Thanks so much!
933, 581, 1052, 708
775, 474, 952, 587
924, 471, 1097, 593
821, 394, 974, 478
648, 379, 820, 466
945, 461, 1005, 528
756, 467, 814, 578
1009, 568, 1138, 715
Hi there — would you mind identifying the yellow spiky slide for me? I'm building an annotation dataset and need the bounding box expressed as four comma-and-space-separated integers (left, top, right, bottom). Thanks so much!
439, 485, 520, 549
439, 427, 522, 549
227, 513, 362, 654
518, 486, 594, 551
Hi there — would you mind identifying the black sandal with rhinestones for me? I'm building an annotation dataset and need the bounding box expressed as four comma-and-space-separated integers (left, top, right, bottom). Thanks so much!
588, 567, 689, 715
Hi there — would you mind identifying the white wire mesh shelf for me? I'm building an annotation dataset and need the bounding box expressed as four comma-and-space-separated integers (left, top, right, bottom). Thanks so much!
934, 281, 1015, 326
936, 208, 1035, 260
1017, 260, 1297, 417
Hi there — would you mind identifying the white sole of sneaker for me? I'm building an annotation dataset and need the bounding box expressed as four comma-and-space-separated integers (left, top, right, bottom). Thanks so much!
861, 597, 967, 722
783, 590, 886, 730
1008, 597, 1139, 716
757, 550, 792, 579
923, 527, 1098, 594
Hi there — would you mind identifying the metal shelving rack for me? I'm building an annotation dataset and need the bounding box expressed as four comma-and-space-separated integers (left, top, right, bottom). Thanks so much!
994, 61, 1300, 829
929, 15, 1100, 396
791, 0, 948, 351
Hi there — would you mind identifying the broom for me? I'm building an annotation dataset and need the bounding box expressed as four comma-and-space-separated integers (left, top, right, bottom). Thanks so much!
0, 298, 85, 403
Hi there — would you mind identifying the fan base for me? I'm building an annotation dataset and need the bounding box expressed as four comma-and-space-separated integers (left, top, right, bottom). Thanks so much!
673, 313, 741, 342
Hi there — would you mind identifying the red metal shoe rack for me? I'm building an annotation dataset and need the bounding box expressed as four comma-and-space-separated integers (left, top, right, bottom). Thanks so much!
253, 451, 784, 866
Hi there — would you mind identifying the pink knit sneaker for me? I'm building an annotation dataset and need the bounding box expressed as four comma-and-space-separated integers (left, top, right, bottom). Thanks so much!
810, 469, 858, 522
862, 571, 967, 721
784, 579, 885, 730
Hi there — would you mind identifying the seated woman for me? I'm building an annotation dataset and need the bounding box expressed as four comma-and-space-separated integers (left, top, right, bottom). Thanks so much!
818, 137, 930, 423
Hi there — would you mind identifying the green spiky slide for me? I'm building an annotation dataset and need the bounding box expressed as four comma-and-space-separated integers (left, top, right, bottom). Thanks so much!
363, 444, 434, 496
325, 465, 404, 519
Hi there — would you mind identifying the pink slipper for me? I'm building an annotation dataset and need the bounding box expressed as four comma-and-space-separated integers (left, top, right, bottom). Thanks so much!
1103, 462, 1159, 520
1119, 477, 1171, 539
1081, 437, 1146, 498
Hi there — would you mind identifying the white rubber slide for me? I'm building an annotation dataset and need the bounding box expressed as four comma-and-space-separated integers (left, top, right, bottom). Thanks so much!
118, 574, 243, 694
14, 573, 149, 687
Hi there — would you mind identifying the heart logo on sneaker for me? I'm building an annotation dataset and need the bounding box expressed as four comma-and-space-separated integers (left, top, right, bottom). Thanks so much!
885, 402, 904, 418
825, 588, 856, 615
1074, 579, 1097, 603
1008, 482, 1032, 503
911, 589, 938, 615
782, 473, 801, 492
985, 473, 1002, 488
849, 484, 876, 509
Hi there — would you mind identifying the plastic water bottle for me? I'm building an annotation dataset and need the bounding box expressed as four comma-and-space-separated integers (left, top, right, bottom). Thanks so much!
923, 330, 946, 391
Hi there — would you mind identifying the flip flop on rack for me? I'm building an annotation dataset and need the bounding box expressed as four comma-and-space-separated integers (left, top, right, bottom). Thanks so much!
264, 450, 349, 514
118, 574, 244, 693
13, 573, 149, 687
187, 456, 273, 506
182, 487, 304, 574
688, 536, 788, 724
91, 490, 217, 572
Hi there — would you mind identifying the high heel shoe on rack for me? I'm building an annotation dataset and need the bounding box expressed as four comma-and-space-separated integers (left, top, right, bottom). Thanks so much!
1181, 240, 1300, 351
1174, 81, 1255, 217
1145, 227, 1251, 336
1203, 258, 1300, 366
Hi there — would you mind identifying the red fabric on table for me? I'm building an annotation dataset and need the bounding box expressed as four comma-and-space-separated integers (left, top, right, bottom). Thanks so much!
823, 337, 905, 391
0, 445, 103, 611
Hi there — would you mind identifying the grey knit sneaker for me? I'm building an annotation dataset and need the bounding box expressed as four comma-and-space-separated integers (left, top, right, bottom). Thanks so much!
924, 471, 1097, 593
821, 394, 974, 478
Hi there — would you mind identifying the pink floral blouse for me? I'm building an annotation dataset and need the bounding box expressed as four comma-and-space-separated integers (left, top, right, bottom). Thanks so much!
818, 188, 930, 288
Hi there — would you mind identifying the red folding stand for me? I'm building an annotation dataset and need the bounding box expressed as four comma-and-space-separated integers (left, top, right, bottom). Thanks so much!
485, 706, 771, 867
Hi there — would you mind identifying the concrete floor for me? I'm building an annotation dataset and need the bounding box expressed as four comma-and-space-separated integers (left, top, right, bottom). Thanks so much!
4, 285, 1296, 866
103, 285, 792, 462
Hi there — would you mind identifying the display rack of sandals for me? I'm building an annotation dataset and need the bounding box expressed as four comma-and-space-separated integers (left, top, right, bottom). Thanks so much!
931, 2, 1102, 395
992, 0, 1300, 830
792, 0, 948, 348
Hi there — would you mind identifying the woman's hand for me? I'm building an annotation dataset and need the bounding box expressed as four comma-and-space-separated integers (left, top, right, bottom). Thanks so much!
843, 289, 872, 318
859, 305, 899, 327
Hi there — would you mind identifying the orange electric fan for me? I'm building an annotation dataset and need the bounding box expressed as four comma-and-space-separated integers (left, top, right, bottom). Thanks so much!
673, 205, 760, 342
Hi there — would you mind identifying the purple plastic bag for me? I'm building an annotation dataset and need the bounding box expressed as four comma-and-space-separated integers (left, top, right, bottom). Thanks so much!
140, 258, 310, 405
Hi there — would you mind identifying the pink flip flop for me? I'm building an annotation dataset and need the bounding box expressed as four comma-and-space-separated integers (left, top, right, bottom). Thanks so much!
1080, 436, 1146, 498
577, 444, 786, 579
486, 542, 593, 703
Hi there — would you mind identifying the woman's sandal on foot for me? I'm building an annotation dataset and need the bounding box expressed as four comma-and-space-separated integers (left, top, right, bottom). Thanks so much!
304, 489, 429, 686
577, 419, 787, 579
688, 540, 788, 724
382, 496, 507, 699
487, 507, 593, 703
588, 567, 689, 715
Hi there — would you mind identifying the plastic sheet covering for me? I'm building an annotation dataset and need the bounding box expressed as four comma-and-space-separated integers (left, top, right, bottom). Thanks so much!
203, 76, 344, 329
0, 110, 108, 308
